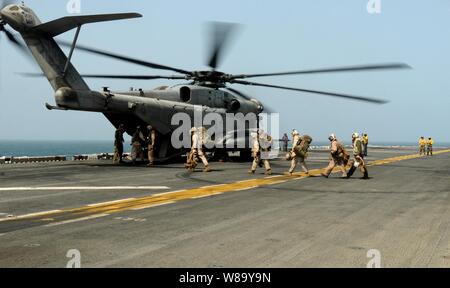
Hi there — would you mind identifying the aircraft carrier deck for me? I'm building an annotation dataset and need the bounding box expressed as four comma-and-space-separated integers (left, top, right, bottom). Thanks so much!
0, 147, 449, 268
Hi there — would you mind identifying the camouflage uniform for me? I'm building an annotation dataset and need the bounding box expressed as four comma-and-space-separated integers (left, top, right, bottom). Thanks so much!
322, 135, 348, 178
131, 127, 145, 163
185, 128, 211, 172
346, 134, 368, 179
249, 132, 272, 175
288, 131, 309, 175
113, 125, 124, 164
146, 126, 157, 165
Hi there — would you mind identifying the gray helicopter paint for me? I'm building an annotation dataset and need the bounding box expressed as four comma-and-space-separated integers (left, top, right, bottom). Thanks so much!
1, 4, 259, 159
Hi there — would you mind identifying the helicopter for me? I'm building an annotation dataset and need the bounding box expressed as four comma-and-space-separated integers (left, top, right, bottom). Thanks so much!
0, 1, 410, 161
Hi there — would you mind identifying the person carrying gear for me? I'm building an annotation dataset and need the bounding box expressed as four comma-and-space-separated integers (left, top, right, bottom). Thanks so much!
426, 137, 434, 156
249, 131, 272, 175
287, 130, 311, 176
346, 132, 369, 179
419, 136, 427, 155
321, 134, 348, 178
146, 125, 157, 166
113, 124, 125, 164
131, 125, 145, 164
185, 127, 211, 172
362, 133, 369, 157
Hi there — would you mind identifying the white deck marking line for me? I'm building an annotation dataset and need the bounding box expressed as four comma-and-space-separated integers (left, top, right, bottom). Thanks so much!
0, 186, 170, 191
201, 184, 226, 188
44, 214, 109, 227
0, 233, 5, 237
234, 186, 259, 192
192, 192, 224, 199
87, 198, 136, 207
130, 201, 176, 211
0, 210, 62, 222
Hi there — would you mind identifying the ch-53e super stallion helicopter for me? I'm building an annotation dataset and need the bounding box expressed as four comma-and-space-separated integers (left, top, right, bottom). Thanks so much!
0, 1, 410, 161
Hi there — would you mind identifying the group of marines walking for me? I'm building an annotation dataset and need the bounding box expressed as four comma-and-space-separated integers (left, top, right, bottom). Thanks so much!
112, 124, 370, 179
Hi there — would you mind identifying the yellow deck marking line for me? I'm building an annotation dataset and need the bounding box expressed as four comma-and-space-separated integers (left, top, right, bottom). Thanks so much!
1, 149, 449, 225
0, 186, 170, 192
130, 201, 176, 211
87, 198, 136, 207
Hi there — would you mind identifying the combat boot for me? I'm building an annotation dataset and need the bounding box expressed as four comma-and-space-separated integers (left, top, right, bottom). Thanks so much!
362, 170, 369, 179
346, 166, 356, 179
265, 169, 272, 175
203, 166, 212, 172
248, 170, 255, 174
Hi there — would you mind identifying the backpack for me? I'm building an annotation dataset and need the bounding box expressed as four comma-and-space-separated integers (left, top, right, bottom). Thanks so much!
294, 135, 313, 158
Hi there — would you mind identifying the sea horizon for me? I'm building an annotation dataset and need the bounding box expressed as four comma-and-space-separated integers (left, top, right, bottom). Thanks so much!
0, 139, 449, 157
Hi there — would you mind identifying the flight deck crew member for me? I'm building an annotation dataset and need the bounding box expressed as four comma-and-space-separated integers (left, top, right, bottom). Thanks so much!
186, 127, 211, 172
346, 132, 369, 179
287, 130, 309, 175
249, 131, 272, 175
426, 137, 434, 156
113, 124, 125, 164
321, 134, 348, 178
419, 136, 427, 155
146, 125, 157, 166
131, 126, 145, 164
362, 133, 369, 157
281, 133, 289, 152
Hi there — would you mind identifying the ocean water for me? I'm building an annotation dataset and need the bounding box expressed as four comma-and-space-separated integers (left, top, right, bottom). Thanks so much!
0, 140, 448, 157
0, 140, 122, 157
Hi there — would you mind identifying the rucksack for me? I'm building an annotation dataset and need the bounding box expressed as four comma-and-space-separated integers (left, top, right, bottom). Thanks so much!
294, 135, 313, 158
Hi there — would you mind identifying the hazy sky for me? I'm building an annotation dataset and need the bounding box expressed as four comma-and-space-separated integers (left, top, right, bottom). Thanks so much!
0, 0, 449, 143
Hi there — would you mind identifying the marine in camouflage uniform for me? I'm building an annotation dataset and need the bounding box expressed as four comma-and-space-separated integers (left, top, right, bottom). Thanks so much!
131, 126, 145, 164
146, 125, 157, 166
321, 134, 348, 178
113, 124, 125, 164
346, 132, 369, 179
287, 130, 310, 175
249, 131, 272, 175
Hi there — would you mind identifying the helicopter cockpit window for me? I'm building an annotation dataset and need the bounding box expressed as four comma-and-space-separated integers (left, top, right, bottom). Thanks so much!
9, 6, 19, 11
180, 86, 191, 102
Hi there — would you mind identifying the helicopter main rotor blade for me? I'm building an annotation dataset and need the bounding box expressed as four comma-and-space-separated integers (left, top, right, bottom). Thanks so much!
232, 80, 388, 105
231, 63, 411, 80
57, 40, 193, 75
0, 25, 30, 57
224, 87, 253, 101
19, 72, 187, 81
224, 87, 274, 113
75, 74, 187, 80
207, 22, 239, 70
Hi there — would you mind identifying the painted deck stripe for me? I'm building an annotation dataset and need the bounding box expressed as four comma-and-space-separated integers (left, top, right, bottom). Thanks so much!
0, 210, 62, 222
1, 149, 449, 226
87, 198, 136, 207
0, 186, 170, 192
44, 214, 109, 227
130, 201, 176, 211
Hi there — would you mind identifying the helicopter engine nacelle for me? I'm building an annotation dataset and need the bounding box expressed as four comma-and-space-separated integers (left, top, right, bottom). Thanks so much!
228, 99, 241, 111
